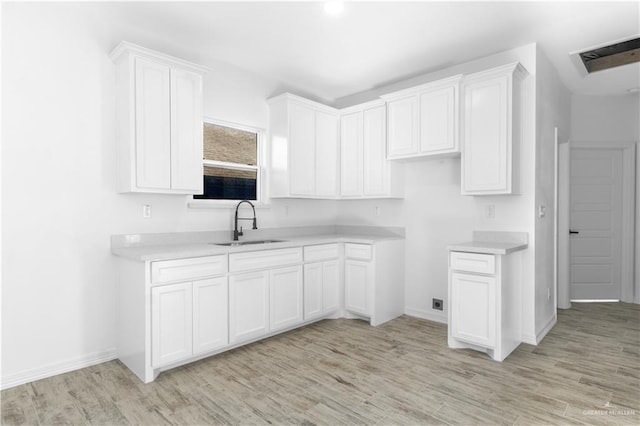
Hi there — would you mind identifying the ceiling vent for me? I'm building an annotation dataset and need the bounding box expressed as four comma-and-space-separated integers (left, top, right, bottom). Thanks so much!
572, 36, 640, 74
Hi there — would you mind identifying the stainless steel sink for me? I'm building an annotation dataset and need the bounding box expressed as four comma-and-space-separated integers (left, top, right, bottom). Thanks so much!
211, 239, 285, 247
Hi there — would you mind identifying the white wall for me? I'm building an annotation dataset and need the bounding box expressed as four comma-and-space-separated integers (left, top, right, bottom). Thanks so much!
570, 93, 640, 304
1, 3, 336, 385
534, 47, 571, 335
335, 45, 538, 338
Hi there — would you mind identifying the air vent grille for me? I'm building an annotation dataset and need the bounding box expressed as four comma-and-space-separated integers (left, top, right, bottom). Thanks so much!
579, 37, 640, 73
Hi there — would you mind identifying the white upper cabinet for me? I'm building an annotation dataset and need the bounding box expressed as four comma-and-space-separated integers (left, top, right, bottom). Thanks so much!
314, 111, 340, 197
461, 62, 527, 195
340, 101, 403, 198
110, 42, 206, 194
383, 75, 462, 160
268, 94, 340, 199
340, 111, 363, 197
386, 96, 419, 158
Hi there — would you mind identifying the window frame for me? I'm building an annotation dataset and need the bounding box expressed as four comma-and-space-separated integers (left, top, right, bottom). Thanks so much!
189, 117, 268, 208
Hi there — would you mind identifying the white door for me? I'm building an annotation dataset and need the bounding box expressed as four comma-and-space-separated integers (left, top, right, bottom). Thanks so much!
134, 57, 171, 190
570, 148, 623, 300
450, 272, 496, 347
314, 111, 339, 197
289, 103, 315, 196
363, 105, 388, 196
170, 67, 203, 193
387, 96, 419, 158
229, 271, 269, 344
303, 262, 323, 320
340, 111, 363, 196
270, 266, 304, 331
193, 277, 228, 355
344, 259, 369, 316
419, 85, 458, 154
322, 260, 340, 314
151, 282, 193, 367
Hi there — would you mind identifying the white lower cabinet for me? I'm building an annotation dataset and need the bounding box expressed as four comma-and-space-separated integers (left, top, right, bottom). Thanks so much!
269, 266, 304, 332
448, 249, 523, 361
304, 259, 340, 320
117, 239, 405, 384
151, 277, 229, 368
344, 259, 370, 316
229, 271, 270, 344
450, 272, 496, 347
193, 277, 229, 354
151, 282, 193, 367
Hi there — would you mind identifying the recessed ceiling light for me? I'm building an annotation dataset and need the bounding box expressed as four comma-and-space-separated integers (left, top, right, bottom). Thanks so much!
324, 1, 344, 15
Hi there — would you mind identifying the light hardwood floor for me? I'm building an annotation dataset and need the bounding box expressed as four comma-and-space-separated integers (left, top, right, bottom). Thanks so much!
2, 302, 639, 425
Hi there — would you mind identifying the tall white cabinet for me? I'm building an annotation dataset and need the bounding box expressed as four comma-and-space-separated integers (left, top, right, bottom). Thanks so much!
340, 101, 403, 198
461, 62, 527, 195
110, 42, 206, 194
268, 94, 340, 198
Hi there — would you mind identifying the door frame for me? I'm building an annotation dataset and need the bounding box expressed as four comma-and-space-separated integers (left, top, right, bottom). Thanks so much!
555, 129, 571, 309
560, 141, 637, 303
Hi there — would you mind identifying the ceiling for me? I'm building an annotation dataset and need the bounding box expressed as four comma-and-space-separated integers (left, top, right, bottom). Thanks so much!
101, 1, 640, 102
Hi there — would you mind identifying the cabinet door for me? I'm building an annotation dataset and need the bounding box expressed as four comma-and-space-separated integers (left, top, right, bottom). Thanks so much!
193, 277, 228, 355
450, 272, 496, 347
315, 111, 339, 197
270, 266, 303, 332
303, 262, 323, 321
289, 103, 316, 196
340, 112, 363, 196
345, 259, 370, 316
322, 259, 340, 314
420, 85, 458, 154
170, 68, 203, 193
462, 75, 509, 193
363, 105, 388, 196
229, 271, 269, 344
151, 282, 193, 367
387, 96, 418, 158
134, 57, 171, 190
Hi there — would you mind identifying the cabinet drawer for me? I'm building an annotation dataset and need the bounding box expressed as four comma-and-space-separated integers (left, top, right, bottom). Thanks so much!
229, 248, 303, 273
151, 255, 227, 284
345, 243, 372, 261
304, 243, 339, 262
450, 251, 495, 274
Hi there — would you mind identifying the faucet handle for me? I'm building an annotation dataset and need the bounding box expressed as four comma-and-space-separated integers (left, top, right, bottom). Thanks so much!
239, 226, 243, 237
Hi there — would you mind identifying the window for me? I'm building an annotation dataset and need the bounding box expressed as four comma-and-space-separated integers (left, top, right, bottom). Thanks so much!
194, 120, 263, 201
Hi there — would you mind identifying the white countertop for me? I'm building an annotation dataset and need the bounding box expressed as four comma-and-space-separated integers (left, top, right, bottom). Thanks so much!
447, 230, 529, 255
112, 228, 404, 262
447, 240, 528, 255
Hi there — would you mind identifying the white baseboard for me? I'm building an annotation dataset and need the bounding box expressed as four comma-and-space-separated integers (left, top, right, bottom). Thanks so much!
405, 307, 447, 324
1, 348, 117, 390
522, 315, 557, 345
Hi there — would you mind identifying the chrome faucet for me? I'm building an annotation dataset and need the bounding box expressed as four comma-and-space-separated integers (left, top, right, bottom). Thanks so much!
233, 200, 257, 241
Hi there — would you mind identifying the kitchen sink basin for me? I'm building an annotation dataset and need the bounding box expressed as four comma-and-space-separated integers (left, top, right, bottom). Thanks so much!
211, 239, 285, 247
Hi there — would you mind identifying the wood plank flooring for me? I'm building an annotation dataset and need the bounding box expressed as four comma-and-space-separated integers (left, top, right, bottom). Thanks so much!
2, 302, 639, 425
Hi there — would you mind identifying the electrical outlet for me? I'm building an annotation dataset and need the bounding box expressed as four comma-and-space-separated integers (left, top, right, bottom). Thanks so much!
486, 204, 496, 219
142, 204, 151, 219
375, 206, 380, 216
432, 298, 443, 311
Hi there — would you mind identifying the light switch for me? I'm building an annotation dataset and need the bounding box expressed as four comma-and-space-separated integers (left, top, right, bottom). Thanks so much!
538, 205, 546, 218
